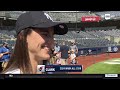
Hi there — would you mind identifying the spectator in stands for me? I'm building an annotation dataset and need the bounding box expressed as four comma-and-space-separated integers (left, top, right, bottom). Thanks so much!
0, 42, 11, 72
70, 49, 77, 65
54, 42, 61, 55
2, 11, 68, 74
52, 42, 62, 64
60, 41, 69, 64
49, 49, 56, 65
69, 41, 78, 57
67, 50, 71, 64
55, 52, 61, 65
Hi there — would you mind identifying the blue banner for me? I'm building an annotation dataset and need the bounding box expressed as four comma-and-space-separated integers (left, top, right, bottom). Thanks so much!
45, 65, 82, 72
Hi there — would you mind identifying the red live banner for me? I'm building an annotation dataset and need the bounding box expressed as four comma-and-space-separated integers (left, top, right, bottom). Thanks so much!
81, 16, 101, 22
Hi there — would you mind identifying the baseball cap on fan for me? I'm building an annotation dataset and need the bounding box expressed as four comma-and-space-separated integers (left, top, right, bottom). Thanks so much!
15, 11, 68, 35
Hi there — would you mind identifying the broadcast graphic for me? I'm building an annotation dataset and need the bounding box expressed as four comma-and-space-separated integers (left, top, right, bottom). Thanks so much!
45, 65, 82, 72
37, 65, 82, 73
37, 65, 45, 72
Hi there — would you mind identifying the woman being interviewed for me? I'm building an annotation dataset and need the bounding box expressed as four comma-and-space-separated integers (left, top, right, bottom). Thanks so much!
2, 11, 68, 74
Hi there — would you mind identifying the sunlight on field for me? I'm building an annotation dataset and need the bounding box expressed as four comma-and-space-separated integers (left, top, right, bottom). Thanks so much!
82, 58, 120, 74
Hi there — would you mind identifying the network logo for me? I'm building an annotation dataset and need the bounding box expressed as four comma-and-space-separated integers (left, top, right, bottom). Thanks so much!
105, 14, 111, 20
37, 65, 45, 72
113, 47, 118, 52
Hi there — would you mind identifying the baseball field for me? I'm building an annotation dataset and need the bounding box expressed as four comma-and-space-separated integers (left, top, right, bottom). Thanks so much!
68, 52, 120, 74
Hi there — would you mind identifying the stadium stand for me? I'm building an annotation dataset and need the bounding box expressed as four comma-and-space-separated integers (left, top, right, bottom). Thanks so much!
0, 11, 120, 56
46, 11, 97, 22
95, 11, 120, 20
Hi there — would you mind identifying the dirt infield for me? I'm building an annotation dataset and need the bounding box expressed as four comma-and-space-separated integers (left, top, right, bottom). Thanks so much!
68, 52, 120, 74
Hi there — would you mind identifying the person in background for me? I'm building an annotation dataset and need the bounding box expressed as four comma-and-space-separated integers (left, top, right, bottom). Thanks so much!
60, 41, 69, 64
70, 49, 77, 65
53, 42, 61, 64
0, 42, 11, 72
69, 41, 78, 56
53, 42, 61, 55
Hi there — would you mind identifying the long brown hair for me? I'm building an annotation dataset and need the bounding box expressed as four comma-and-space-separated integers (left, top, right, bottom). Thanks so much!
2, 28, 33, 74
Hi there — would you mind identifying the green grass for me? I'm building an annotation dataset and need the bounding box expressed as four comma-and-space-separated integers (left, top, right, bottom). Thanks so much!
82, 58, 120, 74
